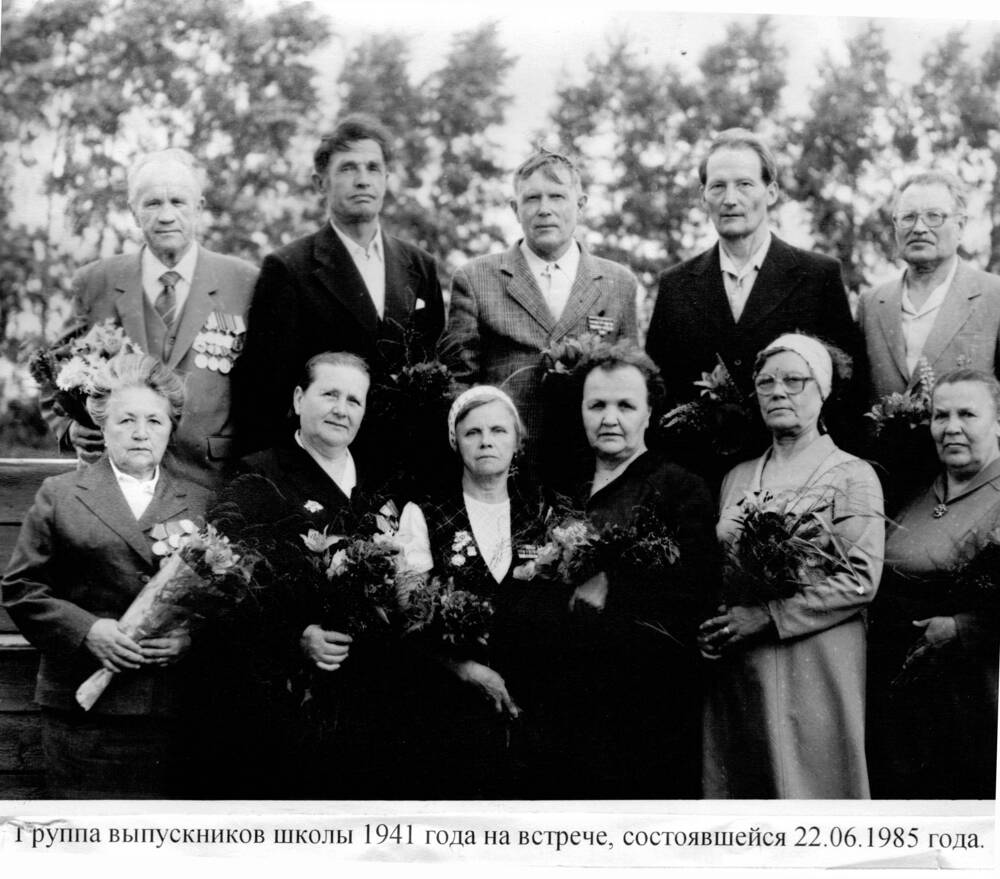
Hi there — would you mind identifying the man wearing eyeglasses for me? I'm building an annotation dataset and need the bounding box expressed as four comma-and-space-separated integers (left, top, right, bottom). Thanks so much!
857, 171, 1000, 406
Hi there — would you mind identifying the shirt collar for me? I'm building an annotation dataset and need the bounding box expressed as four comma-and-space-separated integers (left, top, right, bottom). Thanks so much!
141, 242, 198, 285
520, 238, 581, 279
109, 458, 160, 493
901, 255, 959, 316
719, 230, 772, 279
331, 221, 384, 262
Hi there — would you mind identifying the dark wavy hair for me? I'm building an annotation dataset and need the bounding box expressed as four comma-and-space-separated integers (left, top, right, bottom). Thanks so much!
580, 340, 666, 412
313, 113, 393, 174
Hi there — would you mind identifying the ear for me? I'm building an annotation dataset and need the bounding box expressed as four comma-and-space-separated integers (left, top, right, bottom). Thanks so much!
765, 181, 779, 207
293, 385, 304, 416
576, 193, 588, 211
509, 198, 520, 220
311, 171, 326, 195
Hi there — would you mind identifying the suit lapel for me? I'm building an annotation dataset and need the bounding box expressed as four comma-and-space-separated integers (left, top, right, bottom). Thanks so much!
501, 245, 556, 334
167, 246, 216, 369
688, 246, 737, 336
75, 458, 154, 565
737, 236, 799, 331
552, 246, 604, 340
917, 261, 980, 379
136, 466, 192, 537
111, 257, 150, 352
382, 234, 416, 335
311, 224, 379, 336
873, 279, 909, 386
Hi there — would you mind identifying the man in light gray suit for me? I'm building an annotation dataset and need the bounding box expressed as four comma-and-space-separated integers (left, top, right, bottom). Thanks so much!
446, 149, 638, 483
45, 148, 258, 488
858, 170, 1000, 402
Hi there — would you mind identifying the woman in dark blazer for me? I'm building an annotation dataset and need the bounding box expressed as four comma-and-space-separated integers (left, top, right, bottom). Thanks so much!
2, 353, 210, 798
209, 350, 428, 798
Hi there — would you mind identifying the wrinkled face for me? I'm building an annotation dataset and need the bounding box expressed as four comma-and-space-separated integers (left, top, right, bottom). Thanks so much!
754, 351, 823, 437
930, 380, 1000, 479
314, 138, 388, 228
103, 386, 173, 480
894, 183, 965, 269
702, 146, 777, 242
455, 400, 519, 481
130, 161, 203, 266
581, 365, 651, 465
511, 166, 586, 261
294, 363, 369, 455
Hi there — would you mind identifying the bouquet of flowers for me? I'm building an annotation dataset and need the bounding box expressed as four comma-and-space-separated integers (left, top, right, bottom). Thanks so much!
658, 357, 752, 456
299, 514, 412, 637
946, 525, 1000, 614
722, 488, 857, 606
513, 508, 681, 587
403, 575, 495, 651
75, 520, 257, 710
540, 332, 608, 379
29, 319, 143, 429
865, 358, 935, 437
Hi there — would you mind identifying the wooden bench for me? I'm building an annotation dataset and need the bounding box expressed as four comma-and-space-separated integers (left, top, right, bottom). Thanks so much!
1, 458, 77, 798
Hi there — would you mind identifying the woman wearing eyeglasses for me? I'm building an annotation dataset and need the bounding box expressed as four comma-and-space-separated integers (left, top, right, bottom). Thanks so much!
699, 333, 885, 798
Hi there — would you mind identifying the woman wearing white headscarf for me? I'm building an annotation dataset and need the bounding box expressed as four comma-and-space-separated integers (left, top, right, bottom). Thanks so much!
699, 333, 885, 798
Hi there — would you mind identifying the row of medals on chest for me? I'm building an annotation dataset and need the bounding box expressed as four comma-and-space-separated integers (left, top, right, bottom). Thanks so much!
193, 311, 245, 374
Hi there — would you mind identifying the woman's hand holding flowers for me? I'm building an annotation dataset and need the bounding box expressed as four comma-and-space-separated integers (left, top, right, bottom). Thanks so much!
698, 604, 774, 659
139, 627, 191, 666
85, 618, 145, 672
300, 624, 353, 671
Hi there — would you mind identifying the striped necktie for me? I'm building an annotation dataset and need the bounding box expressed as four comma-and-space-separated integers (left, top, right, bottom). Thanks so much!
156, 270, 181, 327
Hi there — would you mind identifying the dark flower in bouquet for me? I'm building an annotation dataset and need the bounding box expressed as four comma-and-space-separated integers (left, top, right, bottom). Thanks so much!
76, 519, 258, 710
29, 318, 142, 429
657, 357, 752, 456
513, 507, 680, 587
540, 332, 609, 380
403, 573, 495, 651
865, 358, 935, 438
722, 488, 858, 606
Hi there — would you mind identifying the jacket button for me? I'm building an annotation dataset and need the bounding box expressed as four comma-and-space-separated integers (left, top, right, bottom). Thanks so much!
734, 359, 742, 367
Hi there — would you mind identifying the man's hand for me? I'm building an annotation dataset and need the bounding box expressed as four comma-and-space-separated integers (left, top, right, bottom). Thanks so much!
69, 421, 105, 463
85, 618, 145, 672
300, 625, 352, 671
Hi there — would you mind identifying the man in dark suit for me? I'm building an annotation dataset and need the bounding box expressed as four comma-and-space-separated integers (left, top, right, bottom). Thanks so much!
645, 129, 860, 475
46, 148, 258, 489
235, 114, 444, 454
446, 148, 638, 486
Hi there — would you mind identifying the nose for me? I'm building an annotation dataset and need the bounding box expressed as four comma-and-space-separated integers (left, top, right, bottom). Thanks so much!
943, 414, 963, 434
910, 214, 932, 233
132, 419, 149, 439
722, 183, 740, 204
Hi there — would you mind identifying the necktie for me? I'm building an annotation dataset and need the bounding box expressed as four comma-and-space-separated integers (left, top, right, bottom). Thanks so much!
156, 270, 181, 327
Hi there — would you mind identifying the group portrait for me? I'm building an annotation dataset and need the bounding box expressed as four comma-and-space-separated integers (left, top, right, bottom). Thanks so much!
1, 1, 999, 804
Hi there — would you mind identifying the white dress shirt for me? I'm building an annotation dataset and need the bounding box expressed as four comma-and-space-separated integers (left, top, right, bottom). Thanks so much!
295, 431, 357, 498
141, 243, 198, 317
901, 256, 960, 377
719, 231, 772, 323
109, 459, 159, 520
332, 221, 386, 318
463, 493, 513, 583
521, 239, 581, 322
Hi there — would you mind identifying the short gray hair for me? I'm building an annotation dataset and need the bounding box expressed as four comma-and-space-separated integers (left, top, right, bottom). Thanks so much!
894, 170, 968, 214
87, 352, 185, 430
512, 147, 582, 194
698, 128, 778, 186
126, 148, 205, 206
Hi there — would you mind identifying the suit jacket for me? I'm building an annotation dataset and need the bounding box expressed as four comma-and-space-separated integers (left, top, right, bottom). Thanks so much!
646, 235, 859, 403
1, 457, 212, 715
47, 246, 258, 488
234, 224, 445, 453
446, 241, 638, 452
857, 259, 1000, 402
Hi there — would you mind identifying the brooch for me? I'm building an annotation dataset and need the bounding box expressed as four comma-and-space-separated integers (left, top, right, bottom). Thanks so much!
932, 503, 948, 519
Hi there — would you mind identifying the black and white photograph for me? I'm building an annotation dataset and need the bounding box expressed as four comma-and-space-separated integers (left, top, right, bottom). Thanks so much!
0, 0, 997, 871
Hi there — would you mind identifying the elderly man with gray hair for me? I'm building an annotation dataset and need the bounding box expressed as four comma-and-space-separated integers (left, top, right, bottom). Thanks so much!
44, 147, 258, 488
858, 170, 1000, 403
445, 147, 638, 486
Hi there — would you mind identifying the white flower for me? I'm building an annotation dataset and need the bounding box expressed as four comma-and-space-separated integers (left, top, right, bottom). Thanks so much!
512, 561, 536, 581
452, 530, 473, 552
301, 528, 339, 553
450, 554, 466, 567
326, 549, 349, 578
303, 500, 324, 513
